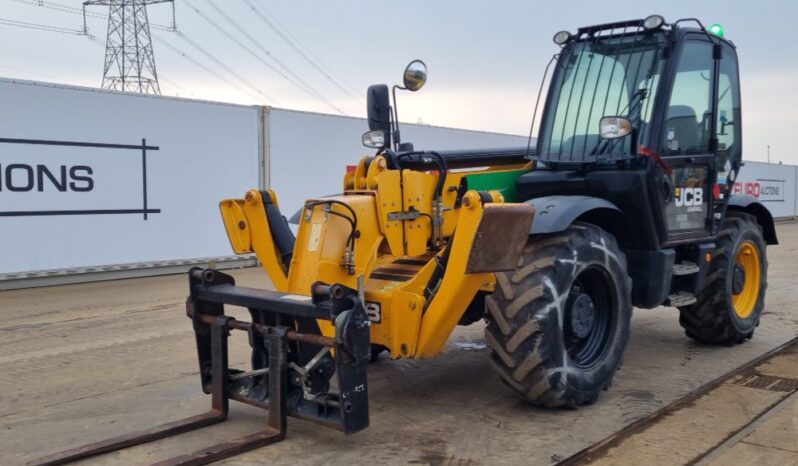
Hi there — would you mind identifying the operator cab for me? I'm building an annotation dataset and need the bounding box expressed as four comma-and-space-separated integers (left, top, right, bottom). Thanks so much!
520, 15, 744, 247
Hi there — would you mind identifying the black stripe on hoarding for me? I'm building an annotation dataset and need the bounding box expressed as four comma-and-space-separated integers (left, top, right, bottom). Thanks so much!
0, 209, 162, 217
0, 138, 159, 151
142, 138, 148, 220
0, 136, 159, 220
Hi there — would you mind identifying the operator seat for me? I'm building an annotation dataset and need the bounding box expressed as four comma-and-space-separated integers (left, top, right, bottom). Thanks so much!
664, 105, 699, 155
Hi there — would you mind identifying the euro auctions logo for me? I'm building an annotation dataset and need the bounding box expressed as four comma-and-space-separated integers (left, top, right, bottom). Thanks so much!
0, 164, 93, 192
733, 182, 762, 197
733, 180, 784, 202
0, 137, 161, 219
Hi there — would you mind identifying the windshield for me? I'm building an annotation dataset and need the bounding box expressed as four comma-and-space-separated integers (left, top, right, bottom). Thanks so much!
537, 34, 665, 162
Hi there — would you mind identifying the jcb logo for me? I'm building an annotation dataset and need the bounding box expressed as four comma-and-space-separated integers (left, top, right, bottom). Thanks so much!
674, 187, 703, 207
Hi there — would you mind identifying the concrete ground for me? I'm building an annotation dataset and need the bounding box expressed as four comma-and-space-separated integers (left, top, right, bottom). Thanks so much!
572, 333, 798, 465
2, 221, 798, 466
707, 391, 798, 465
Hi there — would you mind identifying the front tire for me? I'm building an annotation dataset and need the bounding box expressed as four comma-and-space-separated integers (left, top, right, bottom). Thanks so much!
679, 212, 767, 345
485, 223, 632, 408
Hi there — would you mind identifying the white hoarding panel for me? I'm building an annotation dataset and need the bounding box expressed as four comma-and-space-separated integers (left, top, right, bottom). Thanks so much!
267, 108, 530, 218
795, 165, 798, 219
734, 161, 797, 218
0, 79, 261, 276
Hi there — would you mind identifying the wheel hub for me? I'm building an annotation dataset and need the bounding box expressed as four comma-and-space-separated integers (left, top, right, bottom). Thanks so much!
567, 292, 595, 339
732, 263, 746, 295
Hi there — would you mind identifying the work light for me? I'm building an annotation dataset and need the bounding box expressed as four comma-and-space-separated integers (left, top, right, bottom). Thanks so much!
553, 30, 572, 45
643, 15, 665, 30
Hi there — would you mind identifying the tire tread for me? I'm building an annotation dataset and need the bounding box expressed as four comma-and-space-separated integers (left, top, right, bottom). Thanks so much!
485, 223, 632, 407
678, 212, 767, 344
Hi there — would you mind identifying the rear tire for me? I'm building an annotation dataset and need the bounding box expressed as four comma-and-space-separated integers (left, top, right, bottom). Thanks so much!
678, 212, 767, 345
485, 223, 632, 407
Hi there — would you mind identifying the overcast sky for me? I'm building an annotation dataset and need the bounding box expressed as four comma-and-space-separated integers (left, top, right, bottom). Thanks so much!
1, 0, 796, 163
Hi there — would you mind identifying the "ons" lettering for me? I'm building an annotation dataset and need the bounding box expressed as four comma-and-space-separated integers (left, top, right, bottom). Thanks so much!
0, 163, 94, 192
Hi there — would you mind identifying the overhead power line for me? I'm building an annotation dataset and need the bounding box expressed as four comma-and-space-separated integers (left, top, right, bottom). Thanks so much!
247, 0, 362, 98
152, 33, 259, 99
8, 0, 172, 29
182, 1, 312, 106
0, 17, 86, 35
179, 0, 297, 104
3, 1, 267, 102
9, 0, 93, 17
80, 0, 282, 105
3, 0, 342, 108
241, 0, 364, 104
0, 15, 185, 93
155, 74, 187, 92
197, 0, 347, 115
3, 0, 267, 101
171, 28, 277, 104
0, 64, 60, 80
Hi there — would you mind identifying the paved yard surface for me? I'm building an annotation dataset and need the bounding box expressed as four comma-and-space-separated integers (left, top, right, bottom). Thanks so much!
2, 221, 798, 465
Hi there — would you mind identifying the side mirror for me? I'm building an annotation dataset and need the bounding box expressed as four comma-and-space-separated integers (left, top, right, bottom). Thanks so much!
402, 60, 427, 91
366, 84, 392, 148
599, 116, 632, 139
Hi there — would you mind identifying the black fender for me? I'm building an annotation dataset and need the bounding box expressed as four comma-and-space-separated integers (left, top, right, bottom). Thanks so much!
525, 195, 623, 235
727, 194, 778, 245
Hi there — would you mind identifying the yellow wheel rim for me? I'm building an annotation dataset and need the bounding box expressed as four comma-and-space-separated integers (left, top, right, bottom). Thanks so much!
731, 240, 761, 318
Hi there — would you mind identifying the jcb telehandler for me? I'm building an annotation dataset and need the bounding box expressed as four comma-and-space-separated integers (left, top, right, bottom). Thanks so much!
36, 15, 776, 466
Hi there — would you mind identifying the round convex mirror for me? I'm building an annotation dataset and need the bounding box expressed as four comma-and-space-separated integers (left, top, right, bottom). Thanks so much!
403, 60, 428, 91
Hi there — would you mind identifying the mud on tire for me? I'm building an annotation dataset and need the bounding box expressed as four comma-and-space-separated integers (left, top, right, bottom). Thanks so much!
484, 223, 632, 408
678, 212, 767, 345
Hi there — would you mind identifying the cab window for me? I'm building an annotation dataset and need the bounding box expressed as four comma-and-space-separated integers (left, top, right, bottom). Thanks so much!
663, 40, 713, 155
716, 43, 741, 176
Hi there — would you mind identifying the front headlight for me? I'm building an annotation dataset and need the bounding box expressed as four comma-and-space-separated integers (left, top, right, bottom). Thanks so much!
362, 130, 387, 149
599, 117, 632, 139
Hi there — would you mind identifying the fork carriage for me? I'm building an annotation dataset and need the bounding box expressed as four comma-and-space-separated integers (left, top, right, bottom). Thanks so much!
31, 268, 370, 466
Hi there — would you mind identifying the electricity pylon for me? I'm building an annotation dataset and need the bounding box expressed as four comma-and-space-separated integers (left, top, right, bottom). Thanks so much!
83, 0, 174, 94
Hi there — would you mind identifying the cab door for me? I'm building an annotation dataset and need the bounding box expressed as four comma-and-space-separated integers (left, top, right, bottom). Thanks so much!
657, 37, 717, 243
712, 41, 743, 234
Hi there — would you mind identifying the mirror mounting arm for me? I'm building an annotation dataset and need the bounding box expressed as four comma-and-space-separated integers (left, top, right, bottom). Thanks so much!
391, 84, 406, 151
364, 60, 426, 153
